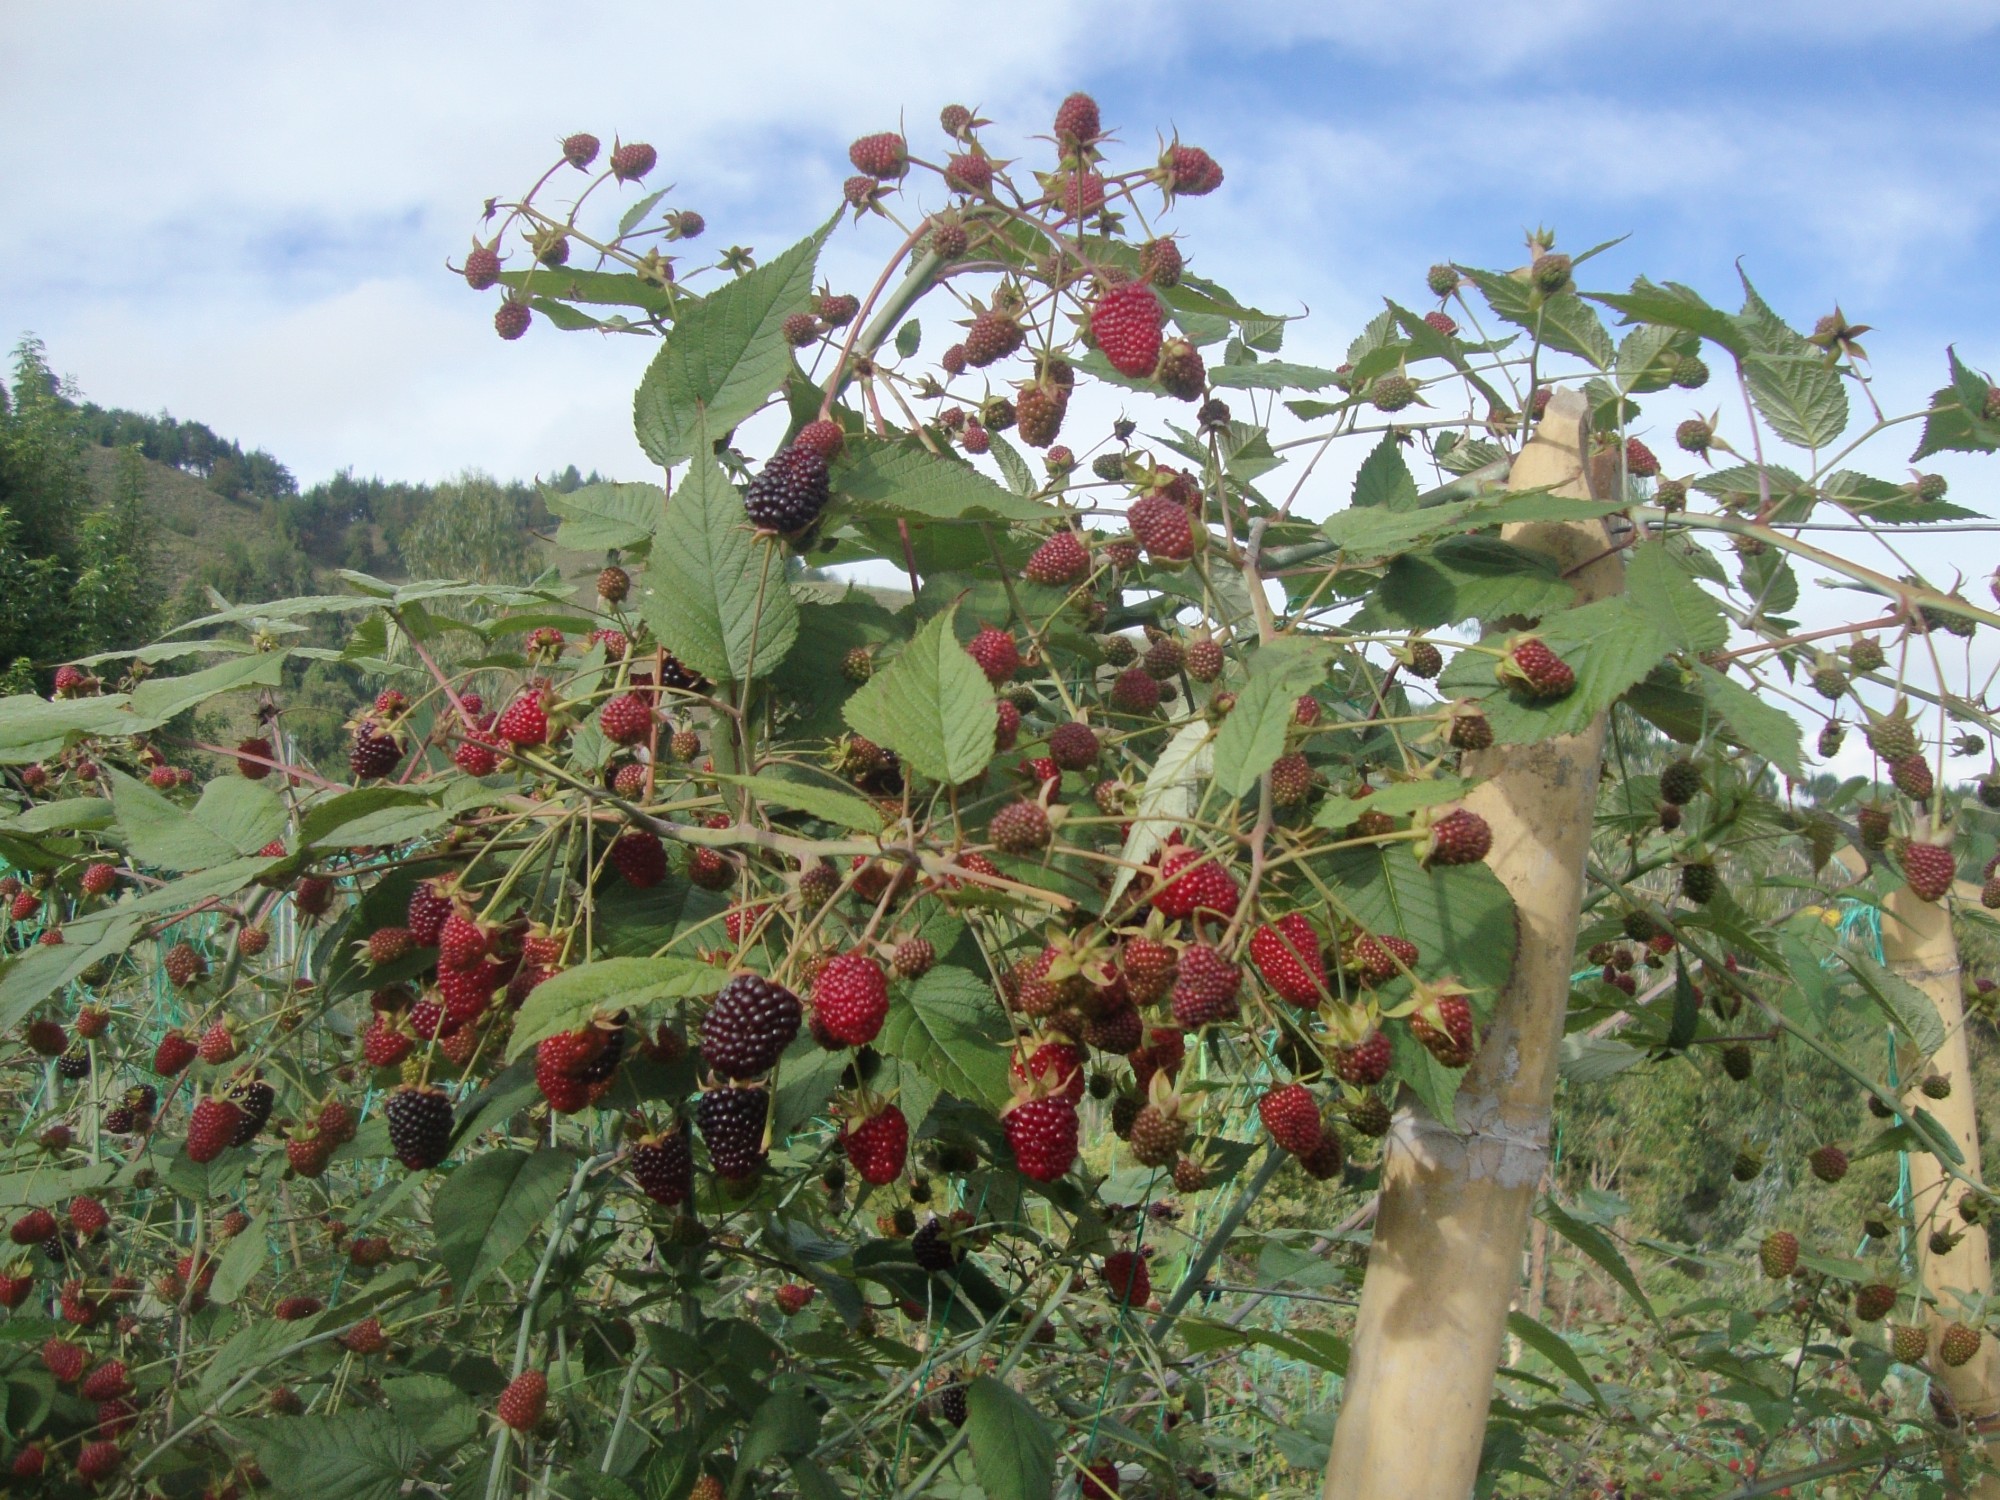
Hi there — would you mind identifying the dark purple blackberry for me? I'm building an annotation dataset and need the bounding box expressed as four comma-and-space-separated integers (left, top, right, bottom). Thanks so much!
742, 446, 830, 534
57, 1048, 91, 1080
348, 727, 403, 781
696, 1086, 768, 1180
658, 652, 709, 694
104, 1106, 135, 1133
227, 1079, 275, 1146
578, 1022, 626, 1085
41, 1230, 81, 1266
128, 1084, 158, 1113
631, 1128, 694, 1207
912, 1216, 958, 1273
385, 1086, 454, 1170
935, 1380, 968, 1427
701, 975, 802, 1078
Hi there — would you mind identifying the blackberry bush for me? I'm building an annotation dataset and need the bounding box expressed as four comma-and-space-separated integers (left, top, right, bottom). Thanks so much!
0, 92, 1997, 1500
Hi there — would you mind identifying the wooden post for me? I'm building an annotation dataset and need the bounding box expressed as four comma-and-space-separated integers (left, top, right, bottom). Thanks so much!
1884, 879, 2000, 1495
1322, 389, 1621, 1499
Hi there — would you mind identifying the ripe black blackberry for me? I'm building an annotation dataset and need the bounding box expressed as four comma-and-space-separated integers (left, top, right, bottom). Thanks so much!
701, 976, 802, 1078
696, 1086, 768, 1180
385, 1086, 454, 1170
631, 1128, 694, 1207
348, 727, 403, 780
659, 652, 708, 694
912, 1216, 958, 1272
57, 1047, 91, 1080
743, 446, 830, 534
935, 1380, 969, 1427
577, 1022, 626, 1085
227, 1079, 275, 1145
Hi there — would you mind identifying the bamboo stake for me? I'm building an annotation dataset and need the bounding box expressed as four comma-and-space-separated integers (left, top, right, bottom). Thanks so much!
1883, 879, 2000, 1498
1322, 388, 1622, 1500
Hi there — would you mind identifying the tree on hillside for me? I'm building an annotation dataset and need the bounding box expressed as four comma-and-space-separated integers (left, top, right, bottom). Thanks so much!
395, 469, 538, 583
0, 337, 160, 689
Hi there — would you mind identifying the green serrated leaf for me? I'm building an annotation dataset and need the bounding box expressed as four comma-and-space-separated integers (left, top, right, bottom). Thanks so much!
502, 266, 674, 315
617, 188, 671, 238
1624, 541, 1726, 653
733, 1391, 821, 1490
1352, 432, 1419, 510
1911, 348, 2000, 460
894, 319, 921, 358
875, 966, 1011, 1108
1666, 957, 1700, 1051
507, 957, 717, 1061
381, 1374, 479, 1456
127, 653, 288, 728
1738, 546, 1799, 619
249, 1410, 424, 1500
1614, 325, 1686, 394
1557, 1033, 1648, 1083
1536, 293, 1615, 369
1207, 360, 1343, 392
107, 768, 241, 871
1355, 536, 1571, 632
985, 430, 1035, 496
1322, 491, 1624, 561
842, 606, 994, 786
192, 776, 289, 856
772, 1032, 848, 1140
1211, 640, 1324, 797
432, 1148, 577, 1301
1435, 595, 1671, 744
210, 1212, 271, 1304
1315, 844, 1517, 997
632, 216, 832, 467
1692, 664, 1803, 778
1315, 777, 1473, 831
1842, 952, 1946, 1057
638, 451, 797, 684
964, 1377, 1055, 1500
543, 482, 663, 551
528, 297, 608, 332
1590, 277, 1747, 357
301, 788, 453, 850
1507, 1311, 1608, 1412
833, 436, 1052, 522
1745, 352, 1847, 450
711, 772, 884, 831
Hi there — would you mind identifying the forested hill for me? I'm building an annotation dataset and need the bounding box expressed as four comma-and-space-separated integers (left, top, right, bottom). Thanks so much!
0, 336, 613, 693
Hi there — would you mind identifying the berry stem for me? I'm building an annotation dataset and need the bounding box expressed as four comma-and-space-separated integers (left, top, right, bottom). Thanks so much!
485, 1152, 610, 1500
820, 239, 943, 418
131, 1293, 430, 1478
1147, 1147, 1284, 1338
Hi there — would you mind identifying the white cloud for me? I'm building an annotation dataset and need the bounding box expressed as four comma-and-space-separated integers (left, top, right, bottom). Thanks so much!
2, 0, 1150, 482
5, 0, 2000, 513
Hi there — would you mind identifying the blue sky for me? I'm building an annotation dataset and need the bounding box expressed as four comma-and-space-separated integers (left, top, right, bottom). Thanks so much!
6, 0, 2000, 499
